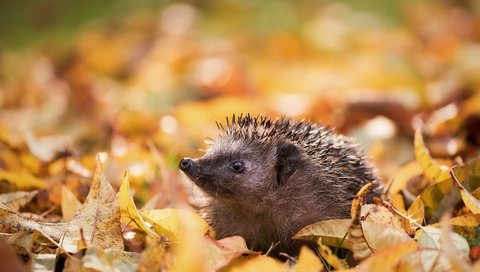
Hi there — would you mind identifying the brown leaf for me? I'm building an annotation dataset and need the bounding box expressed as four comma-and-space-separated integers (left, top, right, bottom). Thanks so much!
0, 204, 66, 241
349, 183, 374, 261
293, 219, 351, 249
61, 156, 124, 252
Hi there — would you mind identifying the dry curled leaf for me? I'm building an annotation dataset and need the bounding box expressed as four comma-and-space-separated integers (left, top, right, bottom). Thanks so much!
349, 183, 374, 261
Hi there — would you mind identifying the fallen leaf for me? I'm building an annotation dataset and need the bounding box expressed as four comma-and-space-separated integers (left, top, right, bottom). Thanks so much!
294, 219, 412, 252
317, 241, 346, 270
294, 219, 351, 249
136, 235, 171, 272
0, 204, 66, 241
31, 253, 57, 272
61, 157, 124, 252
61, 186, 82, 221
204, 236, 258, 271
0, 170, 48, 189
295, 246, 323, 272
349, 183, 374, 261
220, 255, 287, 272
451, 169, 480, 214
439, 217, 472, 271
430, 214, 480, 227
0, 190, 37, 211
118, 171, 159, 238
170, 206, 208, 272
82, 247, 138, 272
355, 241, 418, 272
414, 130, 451, 183
406, 196, 425, 229
389, 161, 423, 195
415, 226, 470, 271
140, 208, 211, 242
23, 130, 72, 162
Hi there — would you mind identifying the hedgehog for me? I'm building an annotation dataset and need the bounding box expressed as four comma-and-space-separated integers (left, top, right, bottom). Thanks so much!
179, 114, 380, 254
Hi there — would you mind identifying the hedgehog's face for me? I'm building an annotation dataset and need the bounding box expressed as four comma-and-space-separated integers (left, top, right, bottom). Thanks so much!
179, 136, 302, 203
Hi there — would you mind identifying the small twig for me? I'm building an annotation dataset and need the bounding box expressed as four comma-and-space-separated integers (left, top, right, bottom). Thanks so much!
264, 241, 280, 256
39, 206, 56, 218
279, 252, 297, 263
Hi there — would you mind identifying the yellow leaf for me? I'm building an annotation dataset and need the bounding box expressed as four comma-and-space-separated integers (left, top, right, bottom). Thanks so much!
451, 170, 480, 214
417, 176, 456, 221
140, 208, 211, 242
118, 172, 159, 238
317, 242, 346, 270
295, 246, 323, 272
170, 207, 208, 272
390, 193, 406, 214
356, 241, 418, 272
221, 255, 287, 272
429, 214, 480, 227
61, 186, 82, 221
389, 161, 423, 195
203, 236, 258, 271
414, 130, 450, 183
0, 170, 48, 189
407, 196, 425, 229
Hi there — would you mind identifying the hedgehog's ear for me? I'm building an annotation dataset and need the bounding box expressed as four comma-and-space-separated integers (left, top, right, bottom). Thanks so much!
275, 142, 301, 185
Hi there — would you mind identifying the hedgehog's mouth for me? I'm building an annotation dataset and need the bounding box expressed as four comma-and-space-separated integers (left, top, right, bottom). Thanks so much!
189, 174, 235, 199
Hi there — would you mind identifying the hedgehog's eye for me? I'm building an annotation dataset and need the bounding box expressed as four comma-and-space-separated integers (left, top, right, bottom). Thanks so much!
229, 160, 245, 172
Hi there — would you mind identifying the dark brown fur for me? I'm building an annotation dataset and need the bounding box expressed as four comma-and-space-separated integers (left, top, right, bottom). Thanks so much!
179, 114, 380, 254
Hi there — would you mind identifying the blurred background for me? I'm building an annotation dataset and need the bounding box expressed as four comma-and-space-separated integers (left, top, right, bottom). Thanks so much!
1, 0, 480, 204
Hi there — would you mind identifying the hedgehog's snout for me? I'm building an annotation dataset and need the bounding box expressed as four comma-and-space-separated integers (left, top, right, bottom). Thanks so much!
179, 157, 195, 172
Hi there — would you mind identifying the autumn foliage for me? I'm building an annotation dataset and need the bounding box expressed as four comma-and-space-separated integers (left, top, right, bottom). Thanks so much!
1, 1, 480, 271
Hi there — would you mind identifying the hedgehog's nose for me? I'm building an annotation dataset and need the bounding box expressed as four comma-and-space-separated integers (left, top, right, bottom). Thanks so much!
179, 158, 194, 171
